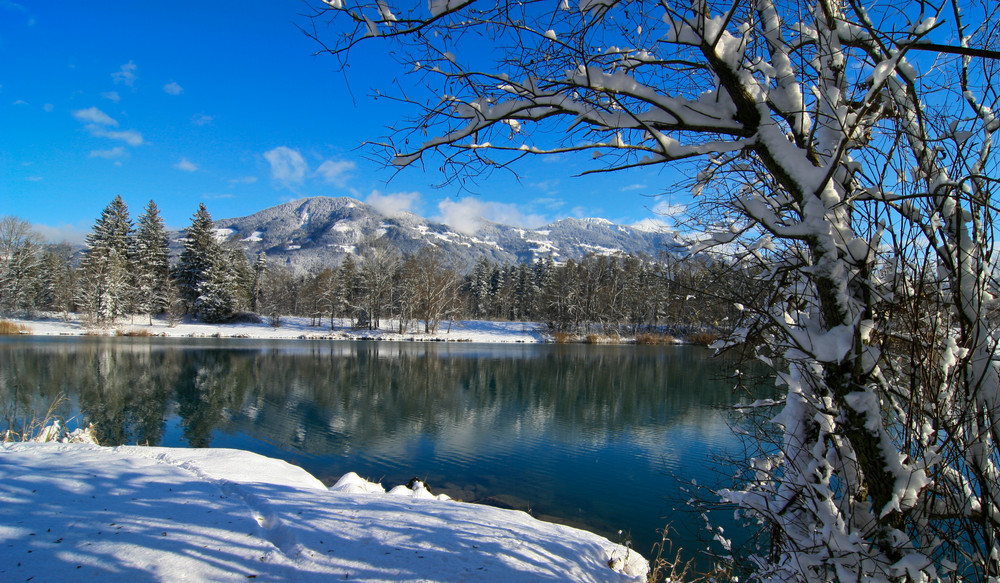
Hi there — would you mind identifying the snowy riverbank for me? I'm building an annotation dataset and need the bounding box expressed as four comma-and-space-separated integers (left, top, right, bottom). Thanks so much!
0, 443, 648, 582
6, 314, 548, 344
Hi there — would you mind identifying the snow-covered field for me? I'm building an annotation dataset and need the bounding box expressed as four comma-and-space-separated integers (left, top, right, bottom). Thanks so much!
0, 443, 647, 582
7, 314, 547, 344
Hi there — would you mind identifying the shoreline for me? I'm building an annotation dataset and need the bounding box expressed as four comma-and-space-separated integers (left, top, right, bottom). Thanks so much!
4, 313, 700, 346
5, 313, 549, 344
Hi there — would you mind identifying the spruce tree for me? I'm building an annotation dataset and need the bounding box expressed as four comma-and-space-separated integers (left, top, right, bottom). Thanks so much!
35, 243, 77, 315
251, 252, 267, 313
338, 255, 361, 325
80, 195, 134, 323
133, 200, 171, 321
175, 203, 217, 311
193, 244, 240, 323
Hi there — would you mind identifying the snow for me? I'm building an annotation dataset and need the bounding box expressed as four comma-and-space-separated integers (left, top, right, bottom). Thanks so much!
8, 314, 547, 344
0, 443, 647, 582
213, 228, 235, 242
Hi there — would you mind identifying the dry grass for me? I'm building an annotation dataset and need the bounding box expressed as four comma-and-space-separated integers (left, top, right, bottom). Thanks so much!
2, 393, 66, 443
0, 320, 31, 335
115, 328, 154, 337
552, 331, 577, 344
645, 527, 734, 583
687, 331, 720, 346
635, 333, 676, 345
585, 333, 623, 344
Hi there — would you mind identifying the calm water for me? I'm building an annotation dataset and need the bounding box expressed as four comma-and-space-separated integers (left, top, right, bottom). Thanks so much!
0, 336, 767, 560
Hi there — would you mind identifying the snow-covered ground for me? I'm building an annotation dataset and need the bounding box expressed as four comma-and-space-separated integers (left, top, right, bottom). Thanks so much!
0, 443, 647, 582
8, 314, 547, 344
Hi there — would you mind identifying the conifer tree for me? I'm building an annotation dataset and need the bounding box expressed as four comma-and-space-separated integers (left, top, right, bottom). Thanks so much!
175, 203, 217, 311
34, 243, 76, 315
468, 258, 492, 318
338, 255, 361, 325
79, 195, 133, 323
251, 252, 267, 314
133, 200, 171, 322
193, 244, 241, 323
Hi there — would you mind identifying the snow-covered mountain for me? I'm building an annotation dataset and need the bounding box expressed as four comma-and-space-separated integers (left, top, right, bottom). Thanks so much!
206, 196, 682, 271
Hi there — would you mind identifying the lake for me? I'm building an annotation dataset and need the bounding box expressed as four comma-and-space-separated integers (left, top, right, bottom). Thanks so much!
0, 336, 769, 563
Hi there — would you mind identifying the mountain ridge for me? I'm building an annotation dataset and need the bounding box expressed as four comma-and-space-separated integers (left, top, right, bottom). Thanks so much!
207, 196, 683, 271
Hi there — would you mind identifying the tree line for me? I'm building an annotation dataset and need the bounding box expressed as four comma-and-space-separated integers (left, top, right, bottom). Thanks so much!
1, 198, 255, 325
1, 197, 743, 335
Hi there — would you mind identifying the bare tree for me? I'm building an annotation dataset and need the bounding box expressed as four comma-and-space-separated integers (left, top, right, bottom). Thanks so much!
0, 216, 43, 316
403, 247, 462, 333
358, 239, 402, 330
310, 0, 1000, 578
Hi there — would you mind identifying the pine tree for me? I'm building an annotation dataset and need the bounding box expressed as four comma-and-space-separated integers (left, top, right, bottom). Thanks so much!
34, 243, 77, 315
193, 244, 240, 323
251, 252, 267, 314
468, 258, 492, 319
79, 195, 133, 323
133, 200, 171, 322
224, 245, 253, 313
337, 255, 360, 325
175, 203, 217, 311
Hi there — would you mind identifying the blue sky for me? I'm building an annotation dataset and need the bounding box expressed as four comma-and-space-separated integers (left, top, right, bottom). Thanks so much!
1, 1, 681, 243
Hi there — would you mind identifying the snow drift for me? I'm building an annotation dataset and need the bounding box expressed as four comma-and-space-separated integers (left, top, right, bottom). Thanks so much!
0, 443, 647, 582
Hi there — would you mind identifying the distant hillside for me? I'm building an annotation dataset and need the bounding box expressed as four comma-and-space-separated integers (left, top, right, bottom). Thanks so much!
192, 196, 682, 271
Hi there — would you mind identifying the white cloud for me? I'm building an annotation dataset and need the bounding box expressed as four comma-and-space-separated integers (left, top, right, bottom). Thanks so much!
112, 61, 137, 86
92, 128, 144, 146
314, 159, 356, 186
72, 107, 143, 148
192, 113, 213, 126
163, 82, 183, 96
632, 201, 688, 233
264, 146, 307, 185
175, 158, 198, 172
89, 146, 127, 159
366, 191, 420, 217
651, 200, 687, 218
30, 222, 90, 246
229, 176, 258, 185
631, 218, 673, 233
42, 103, 54, 112
435, 197, 547, 235
102, 91, 120, 103
72, 106, 118, 126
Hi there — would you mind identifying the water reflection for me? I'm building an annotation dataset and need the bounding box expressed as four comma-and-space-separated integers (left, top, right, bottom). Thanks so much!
1, 337, 765, 558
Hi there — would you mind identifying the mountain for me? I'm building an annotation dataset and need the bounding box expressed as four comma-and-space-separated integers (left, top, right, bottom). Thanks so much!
204, 197, 683, 271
